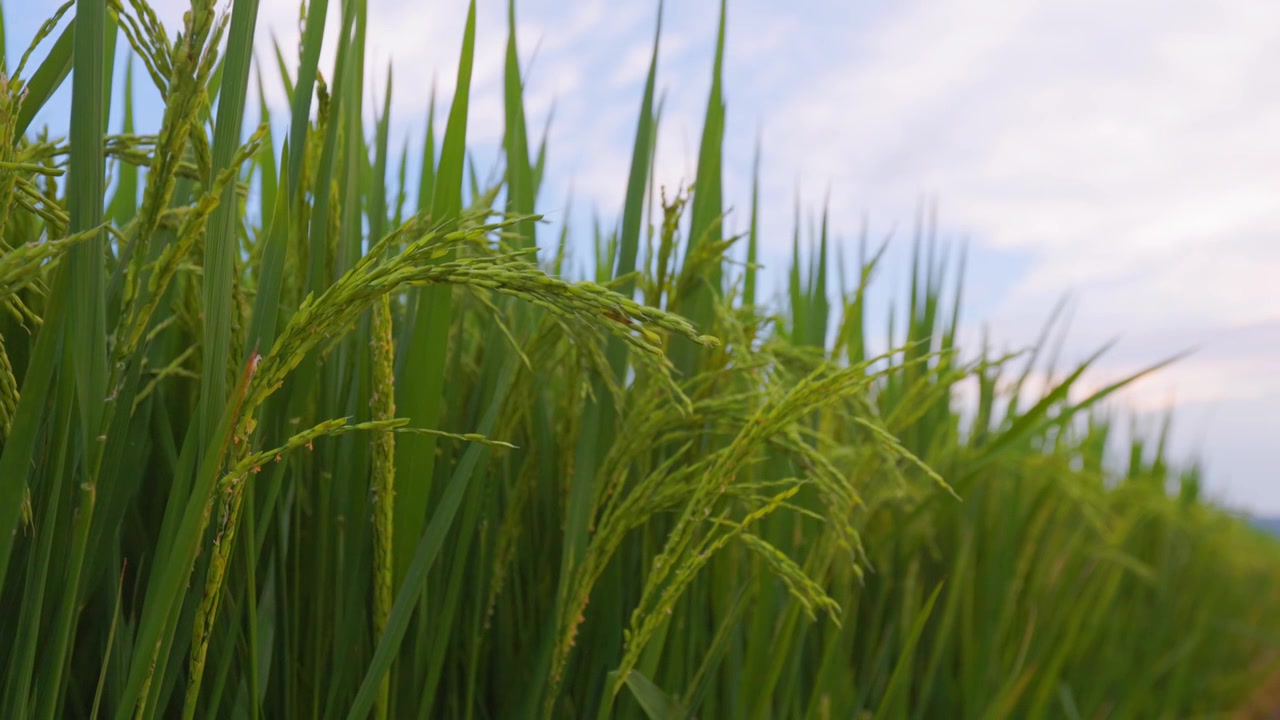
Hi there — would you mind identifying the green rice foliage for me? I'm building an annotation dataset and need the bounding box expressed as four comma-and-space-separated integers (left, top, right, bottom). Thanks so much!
0, 1, 1278, 719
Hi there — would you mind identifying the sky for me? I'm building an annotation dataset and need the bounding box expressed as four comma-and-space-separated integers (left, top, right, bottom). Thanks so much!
9, 0, 1279, 513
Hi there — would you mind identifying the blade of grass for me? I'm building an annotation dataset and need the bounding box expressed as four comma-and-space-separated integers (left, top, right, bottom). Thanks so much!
393, 0, 476, 588
14, 15, 74, 137
348, 364, 511, 720
198, 0, 260, 481
285, 0, 328, 198
671, 0, 726, 375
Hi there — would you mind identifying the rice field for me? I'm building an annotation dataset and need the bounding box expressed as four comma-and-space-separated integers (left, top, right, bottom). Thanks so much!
2, 1, 1279, 718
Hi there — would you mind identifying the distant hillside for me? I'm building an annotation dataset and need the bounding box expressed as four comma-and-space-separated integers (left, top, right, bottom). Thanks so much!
1252, 516, 1280, 538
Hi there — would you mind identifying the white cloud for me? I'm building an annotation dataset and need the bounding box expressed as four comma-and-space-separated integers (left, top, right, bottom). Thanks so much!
748, 0, 1280, 330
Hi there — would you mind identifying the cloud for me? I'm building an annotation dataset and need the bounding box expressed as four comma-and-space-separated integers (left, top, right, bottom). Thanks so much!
746, 0, 1280, 326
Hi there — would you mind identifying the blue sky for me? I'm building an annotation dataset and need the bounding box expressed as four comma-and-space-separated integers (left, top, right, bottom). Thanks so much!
10, 0, 1279, 512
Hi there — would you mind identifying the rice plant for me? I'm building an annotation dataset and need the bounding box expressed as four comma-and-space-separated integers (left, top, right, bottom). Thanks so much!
1, 1, 1278, 719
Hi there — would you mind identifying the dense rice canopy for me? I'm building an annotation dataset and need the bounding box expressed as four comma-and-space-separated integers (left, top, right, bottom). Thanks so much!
0, 1, 1277, 719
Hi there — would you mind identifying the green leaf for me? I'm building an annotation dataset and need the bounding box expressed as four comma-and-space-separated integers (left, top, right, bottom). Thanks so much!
347, 364, 510, 720
285, 0, 329, 197
198, 0, 261, 467
393, 0, 476, 588
621, 670, 683, 720
14, 17, 74, 137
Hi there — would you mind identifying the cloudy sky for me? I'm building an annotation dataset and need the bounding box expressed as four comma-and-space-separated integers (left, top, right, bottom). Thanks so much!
11, 0, 1279, 512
